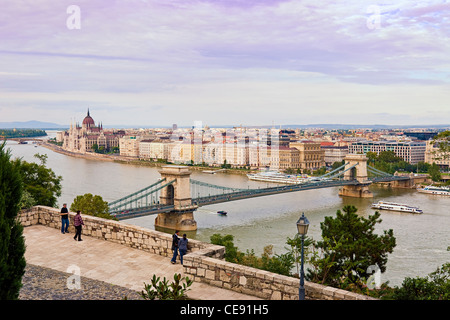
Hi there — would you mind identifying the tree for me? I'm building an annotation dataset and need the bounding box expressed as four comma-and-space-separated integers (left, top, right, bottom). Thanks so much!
331, 160, 345, 170
384, 263, 450, 300
378, 151, 402, 163
0, 142, 27, 299
428, 163, 442, 182
210, 233, 243, 263
432, 130, 450, 161
70, 193, 115, 220
12, 153, 62, 208
210, 234, 294, 276
307, 205, 396, 291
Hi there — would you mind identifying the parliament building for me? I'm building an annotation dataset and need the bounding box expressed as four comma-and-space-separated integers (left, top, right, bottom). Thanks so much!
62, 109, 125, 153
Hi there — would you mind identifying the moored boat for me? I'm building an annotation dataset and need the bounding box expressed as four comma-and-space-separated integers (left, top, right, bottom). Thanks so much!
247, 171, 309, 184
371, 201, 423, 214
417, 185, 450, 196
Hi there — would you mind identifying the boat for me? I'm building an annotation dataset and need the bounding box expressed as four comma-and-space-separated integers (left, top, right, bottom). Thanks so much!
247, 171, 309, 184
371, 201, 423, 214
417, 185, 450, 196
217, 211, 227, 215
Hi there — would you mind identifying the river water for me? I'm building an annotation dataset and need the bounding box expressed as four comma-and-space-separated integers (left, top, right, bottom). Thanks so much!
5, 133, 449, 287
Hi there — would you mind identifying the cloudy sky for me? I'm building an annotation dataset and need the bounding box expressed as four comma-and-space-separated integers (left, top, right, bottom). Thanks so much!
1, 0, 449, 127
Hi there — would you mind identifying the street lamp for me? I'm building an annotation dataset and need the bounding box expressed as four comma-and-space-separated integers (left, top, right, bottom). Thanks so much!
296, 212, 310, 300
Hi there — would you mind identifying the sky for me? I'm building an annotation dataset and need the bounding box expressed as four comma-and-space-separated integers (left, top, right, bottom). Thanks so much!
0, 0, 449, 127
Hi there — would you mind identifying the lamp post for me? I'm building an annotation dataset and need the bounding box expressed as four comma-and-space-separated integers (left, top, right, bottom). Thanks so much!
296, 212, 310, 300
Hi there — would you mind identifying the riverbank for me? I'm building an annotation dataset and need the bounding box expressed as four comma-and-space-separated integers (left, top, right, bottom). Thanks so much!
38, 141, 254, 176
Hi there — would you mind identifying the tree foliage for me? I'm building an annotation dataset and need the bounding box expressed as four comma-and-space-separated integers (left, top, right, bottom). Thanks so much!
0, 142, 27, 299
70, 193, 115, 220
306, 205, 396, 291
384, 263, 450, 300
432, 130, 450, 161
210, 233, 295, 276
11, 153, 62, 208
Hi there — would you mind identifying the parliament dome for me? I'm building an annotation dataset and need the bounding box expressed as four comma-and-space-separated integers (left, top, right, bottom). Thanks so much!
82, 109, 95, 127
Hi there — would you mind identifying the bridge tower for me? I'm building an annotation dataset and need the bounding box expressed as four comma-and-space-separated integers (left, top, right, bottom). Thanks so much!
154, 165, 198, 231
338, 154, 373, 198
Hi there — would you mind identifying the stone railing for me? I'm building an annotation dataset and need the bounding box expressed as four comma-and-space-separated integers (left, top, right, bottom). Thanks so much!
20, 206, 375, 300
182, 250, 375, 300
19, 206, 224, 259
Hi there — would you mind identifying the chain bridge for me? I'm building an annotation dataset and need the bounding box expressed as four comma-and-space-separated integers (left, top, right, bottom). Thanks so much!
107, 154, 410, 231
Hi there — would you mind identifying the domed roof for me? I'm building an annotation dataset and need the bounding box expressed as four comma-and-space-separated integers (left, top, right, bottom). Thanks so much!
82, 109, 95, 126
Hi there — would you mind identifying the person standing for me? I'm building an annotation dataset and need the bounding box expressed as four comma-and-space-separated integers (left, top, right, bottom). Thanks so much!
170, 230, 179, 264
73, 210, 84, 241
178, 234, 188, 265
60, 203, 69, 234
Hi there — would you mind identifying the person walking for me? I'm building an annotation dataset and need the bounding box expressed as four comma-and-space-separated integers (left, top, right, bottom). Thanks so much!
60, 203, 69, 234
170, 230, 180, 264
178, 234, 188, 265
73, 210, 84, 241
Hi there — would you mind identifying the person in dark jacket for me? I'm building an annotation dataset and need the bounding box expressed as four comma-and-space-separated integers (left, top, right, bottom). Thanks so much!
73, 210, 84, 241
170, 230, 180, 264
60, 203, 69, 234
178, 234, 188, 265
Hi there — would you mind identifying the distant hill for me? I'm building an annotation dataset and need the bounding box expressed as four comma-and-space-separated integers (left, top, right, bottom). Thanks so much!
281, 124, 450, 130
0, 121, 68, 129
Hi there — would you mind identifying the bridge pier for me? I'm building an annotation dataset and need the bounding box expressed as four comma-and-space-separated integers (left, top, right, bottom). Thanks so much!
154, 210, 197, 231
155, 165, 198, 231
338, 154, 373, 198
339, 183, 373, 198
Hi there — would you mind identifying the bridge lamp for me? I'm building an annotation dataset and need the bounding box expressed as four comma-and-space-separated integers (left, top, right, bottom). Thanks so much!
296, 212, 309, 300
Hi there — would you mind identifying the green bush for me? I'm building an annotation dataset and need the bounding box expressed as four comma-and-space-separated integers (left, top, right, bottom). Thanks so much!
140, 273, 193, 300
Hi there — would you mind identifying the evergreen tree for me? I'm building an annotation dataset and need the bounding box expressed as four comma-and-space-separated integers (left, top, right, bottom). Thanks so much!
0, 142, 27, 299
307, 205, 396, 290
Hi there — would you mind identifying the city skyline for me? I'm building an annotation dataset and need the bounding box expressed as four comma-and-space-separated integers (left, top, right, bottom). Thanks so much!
1, 1, 449, 126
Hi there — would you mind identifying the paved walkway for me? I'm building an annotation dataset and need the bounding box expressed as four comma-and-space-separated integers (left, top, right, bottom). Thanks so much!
23, 225, 259, 300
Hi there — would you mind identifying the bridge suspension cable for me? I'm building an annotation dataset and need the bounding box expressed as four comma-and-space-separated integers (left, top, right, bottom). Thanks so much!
190, 179, 248, 199
324, 162, 359, 180
108, 178, 176, 214
367, 165, 393, 177
319, 162, 348, 178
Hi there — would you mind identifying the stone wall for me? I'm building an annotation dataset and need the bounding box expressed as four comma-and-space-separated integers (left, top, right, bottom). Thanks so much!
20, 206, 375, 300
182, 249, 375, 300
19, 206, 224, 259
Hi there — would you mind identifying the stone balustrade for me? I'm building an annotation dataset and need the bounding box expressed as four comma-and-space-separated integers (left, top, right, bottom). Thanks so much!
19, 205, 223, 258
19, 205, 375, 300
182, 250, 374, 300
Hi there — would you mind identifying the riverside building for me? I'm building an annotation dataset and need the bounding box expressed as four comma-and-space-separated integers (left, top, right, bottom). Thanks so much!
349, 140, 426, 164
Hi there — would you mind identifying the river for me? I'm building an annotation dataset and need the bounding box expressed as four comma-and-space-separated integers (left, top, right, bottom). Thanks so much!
4, 132, 449, 287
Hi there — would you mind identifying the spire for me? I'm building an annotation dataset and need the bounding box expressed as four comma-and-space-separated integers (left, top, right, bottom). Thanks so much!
87, 108, 90, 117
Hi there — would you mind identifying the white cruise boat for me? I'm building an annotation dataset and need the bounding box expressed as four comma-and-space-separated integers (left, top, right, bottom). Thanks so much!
371, 201, 423, 214
247, 171, 309, 184
417, 185, 450, 196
